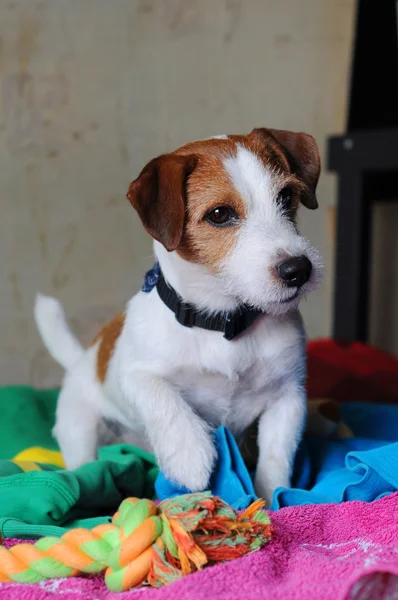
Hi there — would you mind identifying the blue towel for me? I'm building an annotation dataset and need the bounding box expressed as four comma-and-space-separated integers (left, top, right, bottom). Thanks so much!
156, 402, 398, 511
272, 402, 398, 509
155, 426, 257, 510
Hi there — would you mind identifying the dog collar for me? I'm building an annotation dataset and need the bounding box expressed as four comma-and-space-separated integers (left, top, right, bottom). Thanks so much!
142, 262, 262, 341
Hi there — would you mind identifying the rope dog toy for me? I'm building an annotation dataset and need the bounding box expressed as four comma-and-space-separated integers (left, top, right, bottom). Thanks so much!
0, 492, 272, 591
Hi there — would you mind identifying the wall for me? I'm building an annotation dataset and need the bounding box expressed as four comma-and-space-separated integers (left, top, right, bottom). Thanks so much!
0, 0, 355, 386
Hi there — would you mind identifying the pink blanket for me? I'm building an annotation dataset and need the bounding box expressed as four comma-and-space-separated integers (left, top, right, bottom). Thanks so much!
1, 493, 397, 600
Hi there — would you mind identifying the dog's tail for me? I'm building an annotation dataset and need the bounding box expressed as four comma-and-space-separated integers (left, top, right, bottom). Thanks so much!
34, 294, 84, 371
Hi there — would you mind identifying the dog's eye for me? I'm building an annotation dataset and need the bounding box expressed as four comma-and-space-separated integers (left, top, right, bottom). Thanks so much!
205, 206, 238, 226
277, 186, 293, 210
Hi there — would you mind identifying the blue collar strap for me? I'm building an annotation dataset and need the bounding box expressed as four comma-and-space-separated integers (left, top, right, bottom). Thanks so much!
143, 263, 262, 341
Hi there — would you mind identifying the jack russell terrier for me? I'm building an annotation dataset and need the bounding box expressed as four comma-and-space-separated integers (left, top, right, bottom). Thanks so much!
35, 127, 322, 505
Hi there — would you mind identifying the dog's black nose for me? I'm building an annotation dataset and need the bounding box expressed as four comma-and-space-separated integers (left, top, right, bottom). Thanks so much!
277, 256, 312, 288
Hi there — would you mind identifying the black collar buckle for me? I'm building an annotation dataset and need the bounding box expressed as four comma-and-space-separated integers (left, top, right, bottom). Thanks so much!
224, 314, 242, 341
223, 308, 261, 341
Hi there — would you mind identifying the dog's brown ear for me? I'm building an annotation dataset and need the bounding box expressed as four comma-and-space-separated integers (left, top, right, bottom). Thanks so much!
127, 154, 197, 251
251, 128, 321, 209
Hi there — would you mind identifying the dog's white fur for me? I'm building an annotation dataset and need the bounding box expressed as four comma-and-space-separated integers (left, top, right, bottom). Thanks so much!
35, 141, 321, 505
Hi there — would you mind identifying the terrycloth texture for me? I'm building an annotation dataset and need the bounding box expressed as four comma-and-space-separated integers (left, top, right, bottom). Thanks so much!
0, 494, 272, 591
273, 401, 398, 509
155, 426, 257, 510
1, 492, 397, 599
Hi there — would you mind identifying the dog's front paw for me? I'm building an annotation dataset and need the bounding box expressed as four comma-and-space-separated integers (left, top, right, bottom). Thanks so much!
161, 428, 217, 492
254, 471, 290, 507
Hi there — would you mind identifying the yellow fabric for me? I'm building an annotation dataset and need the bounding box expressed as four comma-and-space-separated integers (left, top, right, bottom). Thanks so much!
11, 460, 41, 472
12, 447, 65, 468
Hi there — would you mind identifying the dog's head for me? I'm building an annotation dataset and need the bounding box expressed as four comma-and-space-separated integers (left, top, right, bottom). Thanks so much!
127, 128, 322, 314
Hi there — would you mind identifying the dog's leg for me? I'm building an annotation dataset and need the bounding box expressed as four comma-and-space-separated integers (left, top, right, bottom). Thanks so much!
122, 372, 217, 491
53, 384, 101, 470
254, 385, 306, 506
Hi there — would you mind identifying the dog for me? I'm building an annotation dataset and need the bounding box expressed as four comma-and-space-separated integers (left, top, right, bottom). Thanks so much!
35, 127, 322, 505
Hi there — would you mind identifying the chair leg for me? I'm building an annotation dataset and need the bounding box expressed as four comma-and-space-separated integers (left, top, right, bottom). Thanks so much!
333, 172, 372, 342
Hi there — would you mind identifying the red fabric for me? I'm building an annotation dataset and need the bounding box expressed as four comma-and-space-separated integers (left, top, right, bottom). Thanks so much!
307, 339, 398, 404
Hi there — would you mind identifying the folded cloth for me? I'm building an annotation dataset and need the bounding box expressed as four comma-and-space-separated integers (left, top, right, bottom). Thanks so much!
0, 386, 159, 537
157, 401, 398, 511
0, 444, 158, 538
4, 385, 398, 528
155, 426, 257, 510
273, 401, 398, 509
0, 387, 257, 537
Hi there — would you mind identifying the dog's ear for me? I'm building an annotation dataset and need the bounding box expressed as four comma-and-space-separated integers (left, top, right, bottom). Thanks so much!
251, 128, 321, 209
127, 153, 197, 251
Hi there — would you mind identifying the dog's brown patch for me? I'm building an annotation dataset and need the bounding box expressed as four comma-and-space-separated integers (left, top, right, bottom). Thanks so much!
127, 154, 196, 252
173, 134, 297, 271
127, 129, 320, 273
92, 313, 125, 383
176, 148, 246, 271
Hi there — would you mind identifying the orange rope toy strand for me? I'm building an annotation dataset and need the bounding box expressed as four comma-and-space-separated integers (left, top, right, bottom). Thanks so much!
0, 493, 272, 592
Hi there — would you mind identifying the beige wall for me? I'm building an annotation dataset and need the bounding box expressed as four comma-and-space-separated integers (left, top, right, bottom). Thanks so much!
0, 0, 355, 386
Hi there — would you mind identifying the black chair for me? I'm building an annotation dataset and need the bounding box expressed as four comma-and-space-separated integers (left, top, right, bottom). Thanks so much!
327, 0, 398, 343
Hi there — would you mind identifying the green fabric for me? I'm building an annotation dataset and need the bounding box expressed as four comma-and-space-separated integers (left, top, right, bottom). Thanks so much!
0, 461, 59, 476
0, 386, 159, 538
0, 386, 59, 459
